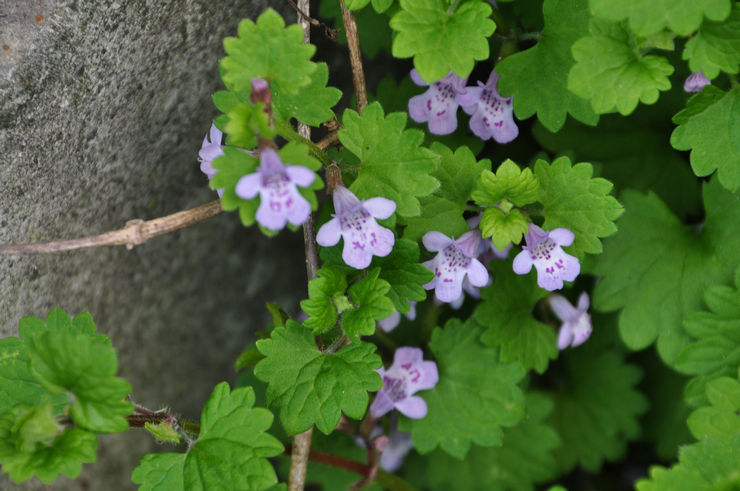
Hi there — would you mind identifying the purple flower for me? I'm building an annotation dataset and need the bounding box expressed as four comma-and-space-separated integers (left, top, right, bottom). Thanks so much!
199, 124, 226, 196
513, 224, 580, 291
234, 148, 315, 231
369, 347, 438, 419
422, 230, 490, 303
378, 301, 417, 333
378, 427, 414, 472
684, 71, 711, 93
456, 70, 518, 143
550, 292, 592, 349
316, 186, 396, 269
408, 69, 467, 135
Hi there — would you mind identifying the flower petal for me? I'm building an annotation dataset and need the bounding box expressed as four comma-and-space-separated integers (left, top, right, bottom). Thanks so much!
512, 250, 533, 274
395, 396, 428, 419
256, 198, 288, 231
549, 228, 574, 246
455, 87, 483, 114
549, 294, 578, 323
577, 291, 590, 312
316, 218, 342, 246
208, 123, 223, 144
235, 173, 262, 200
466, 258, 489, 288
285, 165, 315, 187
369, 390, 396, 419
285, 192, 311, 226
410, 360, 438, 392
342, 236, 374, 269
408, 93, 432, 123
363, 197, 396, 220
422, 231, 452, 252
410, 68, 427, 86
557, 322, 574, 350
427, 109, 458, 135
369, 224, 395, 258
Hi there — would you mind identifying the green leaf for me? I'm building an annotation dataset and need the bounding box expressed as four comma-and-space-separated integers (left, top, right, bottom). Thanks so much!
273, 63, 341, 126
319, 0, 393, 58
221, 9, 317, 96
389, 0, 495, 82
495, 0, 599, 132
0, 404, 97, 484
535, 156, 623, 258
683, 4, 740, 78
636, 436, 740, 491
589, 0, 732, 36
675, 269, 740, 406
402, 142, 488, 241
473, 262, 558, 374
339, 102, 440, 217
212, 142, 322, 228
687, 377, 740, 443
479, 208, 530, 250
342, 268, 395, 340
671, 86, 740, 192
21, 309, 133, 433
300, 267, 349, 335
254, 321, 382, 434
145, 420, 182, 444
472, 159, 540, 208
568, 19, 674, 115
407, 392, 560, 490
131, 383, 283, 491
400, 318, 526, 459
592, 180, 740, 364
547, 350, 648, 472
372, 238, 433, 313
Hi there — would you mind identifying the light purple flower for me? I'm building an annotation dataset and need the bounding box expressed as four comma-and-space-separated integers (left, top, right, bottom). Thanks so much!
684, 71, 711, 93
513, 224, 580, 291
408, 69, 467, 135
550, 292, 592, 349
378, 427, 414, 471
422, 230, 490, 303
199, 124, 226, 196
378, 301, 417, 333
369, 347, 438, 419
456, 70, 518, 143
316, 186, 396, 269
234, 148, 315, 231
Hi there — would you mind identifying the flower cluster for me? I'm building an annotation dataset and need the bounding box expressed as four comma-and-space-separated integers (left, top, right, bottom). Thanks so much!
408, 69, 518, 143
370, 347, 438, 419
316, 186, 396, 269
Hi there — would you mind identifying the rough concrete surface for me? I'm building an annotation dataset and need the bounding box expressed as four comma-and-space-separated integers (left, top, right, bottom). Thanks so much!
0, 1, 304, 489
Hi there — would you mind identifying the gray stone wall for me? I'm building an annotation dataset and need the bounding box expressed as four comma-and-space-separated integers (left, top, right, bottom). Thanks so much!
1, 1, 304, 489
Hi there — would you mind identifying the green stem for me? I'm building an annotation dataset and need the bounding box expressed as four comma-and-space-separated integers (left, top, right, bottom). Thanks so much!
277, 124, 333, 167
372, 327, 400, 352
489, 6, 510, 36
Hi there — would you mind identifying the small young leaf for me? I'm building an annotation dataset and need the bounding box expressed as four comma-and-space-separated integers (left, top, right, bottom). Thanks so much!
568, 19, 674, 115
389, 0, 495, 82
589, 0, 732, 36
473, 262, 557, 374
495, 0, 599, 132
300, 267, 349, 335
683, 4, 740, 78
535, 156, 623, 257
400, 318, 526, 459
339, 102, 440, 217
21, 309, 133, 433
131, 383, 283, 491
479, 208, 530, 249
671, 86, 740, 192
254, 321, 382, 434
342, 268, 395, 340
472, 159, 540, 208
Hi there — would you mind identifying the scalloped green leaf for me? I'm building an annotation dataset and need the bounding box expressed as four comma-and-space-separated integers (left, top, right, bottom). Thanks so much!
671, 86, 740, 192
254, 321, 382, 434
473, 159, 540, 208
548, 350, 648, 472
473, 262, 557, 374
400, 318, 526, 459
589, 0, 732, 36
373, 238, 434, 313
300, 267, 349, 335
339, 102, 440, 217
273, 63, 341, 126
402, 142, 488, 241
343, 268, 395, 340
683, 4, 740, 78
220, 9, 317, 96
389, 0, 495, 82
568, 19, 674, 115
131, 383, 283, 491
687, 376, 740, 442
592, 180, 740, 364
20, 309, 132, 434
535, 156, 623, 258
495, 0, 599, 132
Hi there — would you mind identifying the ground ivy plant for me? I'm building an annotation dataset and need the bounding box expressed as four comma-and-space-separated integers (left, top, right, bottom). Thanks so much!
2, 0, 740, 489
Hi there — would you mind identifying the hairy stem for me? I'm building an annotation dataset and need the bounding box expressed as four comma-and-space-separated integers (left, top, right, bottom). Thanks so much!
290, 1, 315, 490
339, 0, 368, 113
0, 200, 222, 255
